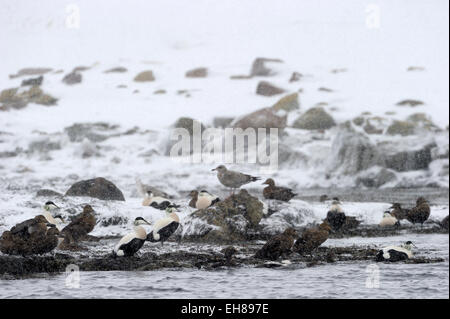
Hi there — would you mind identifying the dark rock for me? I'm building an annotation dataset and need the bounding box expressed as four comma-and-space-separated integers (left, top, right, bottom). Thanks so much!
65, 177, 125, 201
396, 99, 424, 107
383, 144, 435, 172
62, 72, 82, 85
186, 67, 208, 78
386, 121, 416, 136
154, 89, 166, 95
250, 58, 283, 76
356, 168, 397, 188
213, 117, 234, 128
28, 139, 61, 153
292, 107, 336, 130
272, 93, 299, 112
289, 72, 302, 82
134, 70, 155, 82
318, 87, 333, 92
21, 76, 43, 87
9, 68, 53, 79
64, 122, 118, 142
256, 81, 285, 96
36, 189, 63, 197
104, 67, 127, 73
233, 107, 287, 132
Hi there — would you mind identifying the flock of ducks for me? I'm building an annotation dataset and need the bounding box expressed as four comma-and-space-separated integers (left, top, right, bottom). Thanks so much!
0, 165, 446, 265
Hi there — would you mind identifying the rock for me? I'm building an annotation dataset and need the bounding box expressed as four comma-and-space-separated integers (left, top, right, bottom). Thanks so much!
164, 117, 206, 155
213, 117, 234, 128
28, 139, 61, 153
36, 189, 63, 197
0, 151, 18, 158
173, 117, 206, 136
230, 75, 252, 80
328, 129, 383, 175
134, 70, 155, 82
363, 121, 383, 135
250, 58, 283, 77
72, 66, 91, 72
186, 67, 208, 78
289, 72, 302, 82
356, 168, 397, 188
9, 68, 53, 79
64, 122, 119, 142
407, 66, 425, 72
383, 143, 435, 172
352, 117, 365, 126
21, 76, 43, 87
104, 67, 127, 73
292, 107, 336, 130
0, 88, 27, 109
232, 107, 287, 133
154, 89, 166, 95
386, 121, 416, 136
318, 87, 333, 92
62, 72, 82, 85
183, 190, 264, 243
65, 177, 125, 201
272, 93, 299, 112
396, 99, 424, 107
407, 113, 441, 132
256, 81, 285, 96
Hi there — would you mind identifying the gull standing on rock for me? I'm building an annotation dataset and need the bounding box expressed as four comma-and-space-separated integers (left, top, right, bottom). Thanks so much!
212, 165, 260, 194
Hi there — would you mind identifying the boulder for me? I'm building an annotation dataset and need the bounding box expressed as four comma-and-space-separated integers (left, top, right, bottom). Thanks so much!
289, 72, 302, 82
9, 68, 53, 79
104, 67, 127, 73
386, 121, 416, 136
164, 117, 206, 156
65, 177, 125, 201
272, 93, 299, 112
256, 81, 285, 96
383, 143, 435, 172
62, 72, 82, 85
292, 107, 336, 130
134, 71, 155, 82
182, 190, 264, 243
21, 76, 43, 87
36, 189, 64, 197
213, 117, 234, 128
250, 58, 283, 77
396, 99, 424, 107
356, 168, 397, 188
0, 86, 57, 110
64, 122, 119, 142
186, 67, 208, 78
232, 107, 287, 132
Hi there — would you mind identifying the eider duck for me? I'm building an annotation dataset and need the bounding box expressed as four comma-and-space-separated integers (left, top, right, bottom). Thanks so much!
375, 241, 415, 262
212, 165, 260, 194
189, 190, 220, 209
255, 228, 298, 261
325, 199, 346, 232
293, 221, 332, 255
389, 203, 410, 220
143, 191, 177, 210
136, 177, 170, 198
146, 206, 180, 245
60, 205, 96, 244
10, 215, 49, 239
43, 201, 64, 229
113, 217, 152, 257
379, 211, 400, 227
407, 197, 430, 225
262, 178, 297, 202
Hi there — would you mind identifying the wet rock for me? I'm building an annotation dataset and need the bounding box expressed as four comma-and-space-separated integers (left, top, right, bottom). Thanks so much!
186, 67, 208, 78
62, 71, 82, 85
232, 107, 287, 133
73, 66, 91, 72
154, 89, 166, 95
21, 76, 43, 87
318, 87, 333, 92
363, 121, 383, 135
0, 151, 18, 158
272, 93, 299, 112
64, 122, 119, 142
36, 189, 64, 197
352, 117, 365, 126
134, 70, 155, 82
396, 99, 424, 107
183, 190, 264, 243
28, 139, 61, 153
292, 107, 336, 130
356, 167, 397, 188
289, 72, 302, 82
386, 120, 417, 136
256, 81, 285, 96
383, 143, 435, 172
104, 67, 127, 73
9, 67, 53, 79
213, 117, 234, 128
250, 58, 283, 76
230, 75, 252, 80
407, 113, 441, 132
65, 177, 125, 201
328, 129, 383, 175
173, 117, 205, 136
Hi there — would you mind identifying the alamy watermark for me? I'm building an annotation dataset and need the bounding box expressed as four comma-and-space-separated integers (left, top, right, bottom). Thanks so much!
65, 4, 80, 29
65, 264, 80, 289
365, 4, 381, 29
365, 264, 380, 288
168, 121, 279, 173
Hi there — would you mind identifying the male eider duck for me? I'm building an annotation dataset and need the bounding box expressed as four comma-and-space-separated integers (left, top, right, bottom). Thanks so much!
146, 206, 180, 245
379, 211, 400, 227
262, 178, 297, 202
143, 191, 178, 210
375, 241, 415, 262
60, 205, 96, 244
325, 198, 346, 232
294, 221, 332, 255
189, 190, 220, 209
407, 197, 430, 225
43, 201, 64, 229
113, 217, 152, 257
255, 228, 298, 261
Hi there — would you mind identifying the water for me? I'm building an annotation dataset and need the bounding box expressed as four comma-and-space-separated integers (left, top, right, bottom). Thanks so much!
1, 234, 448, 299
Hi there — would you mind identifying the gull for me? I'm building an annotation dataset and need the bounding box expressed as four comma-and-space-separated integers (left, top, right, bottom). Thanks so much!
212, 165, 260, 194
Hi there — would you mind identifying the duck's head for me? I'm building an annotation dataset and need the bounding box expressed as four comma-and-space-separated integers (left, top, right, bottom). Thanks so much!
390, 203, 402, 209
53, 214, 65, 224
283, 227, 298, 238
165, 205, 179, 215
189, 190, 199, 198
402, 241, 416, 250
199, 190, 211, 197
44, 201, 59, 211
212, 165, 227, 172
82, 205, 94, 214
35, 215, 48, 224
262, 178, 275, 187
133, 217, 151, 226
383, 211, 393, 218
416, 197, 428, 205
319, 221, 332, 232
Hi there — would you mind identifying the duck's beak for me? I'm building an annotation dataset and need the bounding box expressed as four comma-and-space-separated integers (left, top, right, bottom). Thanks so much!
143, 219, 152, 225
211, 168, 217, 171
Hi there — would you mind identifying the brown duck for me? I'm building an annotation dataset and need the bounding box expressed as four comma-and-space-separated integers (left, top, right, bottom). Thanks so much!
389, 203, 410, 220
9, 215, 49, 239
293, 221, 332, 255
255, 228, 298, 261
406, 197, 430, 225
60, 205, 96, 244
262, 179, 297, 202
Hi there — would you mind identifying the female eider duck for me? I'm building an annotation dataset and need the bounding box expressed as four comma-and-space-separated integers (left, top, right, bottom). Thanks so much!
293, 221, 332, 255
262, 178, 297, 202
389, 203, 410, 220
60, 205, 96, 244
143, 191, 178, 210
255, 228, 298, 261
407, 197, 430, 226
379, 211, 400, 227
189, 190, 220, 209
43, 201, 64, 229
113, 217, 152, 257
147, 206, 180, 245
325, 198, 346, 232
9, 215, 49, 239
375, 241, 415, 262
